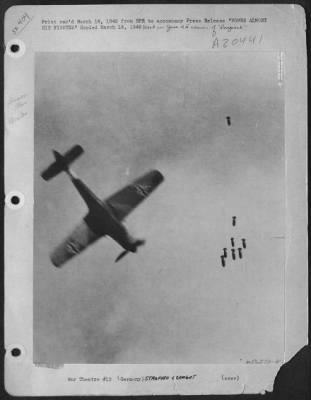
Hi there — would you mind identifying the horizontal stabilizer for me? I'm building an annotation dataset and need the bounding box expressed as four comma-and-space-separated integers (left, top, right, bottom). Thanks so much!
63, 145, 84, 165
41, 162, 64, 181
41, 145, 84, 181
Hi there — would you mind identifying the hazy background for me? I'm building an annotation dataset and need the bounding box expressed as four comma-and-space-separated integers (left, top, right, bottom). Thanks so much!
34, 52, 285, 364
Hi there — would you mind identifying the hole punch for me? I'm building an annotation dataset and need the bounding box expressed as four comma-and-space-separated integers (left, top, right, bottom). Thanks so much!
7, 344, 25, 360
6, 39, 26, 58
6, 191, 25, 210
11, 195, 20, 205
11, 348, 21, 357
10, 44, 20, 53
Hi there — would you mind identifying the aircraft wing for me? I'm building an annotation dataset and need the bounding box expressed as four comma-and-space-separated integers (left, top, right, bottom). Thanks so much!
105, 170, 164, 221
50, 220, 101, 267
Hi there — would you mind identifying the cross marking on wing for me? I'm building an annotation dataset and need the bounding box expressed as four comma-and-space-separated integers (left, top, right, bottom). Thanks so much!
134, 184, 151, 197
66, 241, 82, 255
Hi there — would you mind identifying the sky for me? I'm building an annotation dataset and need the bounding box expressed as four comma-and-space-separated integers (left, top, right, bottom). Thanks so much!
34, 51, 285, 364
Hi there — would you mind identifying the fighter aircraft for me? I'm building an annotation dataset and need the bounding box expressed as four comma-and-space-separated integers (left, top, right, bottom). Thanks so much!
41, 145, 164, 267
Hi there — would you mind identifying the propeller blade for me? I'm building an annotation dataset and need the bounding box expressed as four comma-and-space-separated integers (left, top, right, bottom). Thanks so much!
115, 250, 129, 263
136, 239, 146, 247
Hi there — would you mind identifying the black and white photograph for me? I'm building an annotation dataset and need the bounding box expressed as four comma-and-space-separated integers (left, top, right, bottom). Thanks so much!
34, 51, 285, 364
4, 4, 307, 396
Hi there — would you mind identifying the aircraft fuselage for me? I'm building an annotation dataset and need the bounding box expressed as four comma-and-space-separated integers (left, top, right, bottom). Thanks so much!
68, 169, 140, 253
84, 203, 138, 252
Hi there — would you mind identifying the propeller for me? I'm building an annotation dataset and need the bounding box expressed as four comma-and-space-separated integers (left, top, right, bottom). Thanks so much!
115, 250, 129, 263
114, 239, 146, 263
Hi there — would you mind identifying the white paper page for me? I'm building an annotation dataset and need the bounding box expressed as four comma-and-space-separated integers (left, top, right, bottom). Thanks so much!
4, 4, 307, 396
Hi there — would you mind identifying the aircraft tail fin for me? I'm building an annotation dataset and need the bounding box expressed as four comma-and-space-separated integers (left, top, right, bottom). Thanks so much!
41, 145, 84, 181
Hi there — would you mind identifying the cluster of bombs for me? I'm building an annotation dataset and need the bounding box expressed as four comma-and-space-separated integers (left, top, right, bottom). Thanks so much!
220, 216, 247, 268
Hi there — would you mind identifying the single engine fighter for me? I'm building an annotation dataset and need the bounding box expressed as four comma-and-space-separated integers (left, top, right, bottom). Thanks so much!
41, 145, 164, 267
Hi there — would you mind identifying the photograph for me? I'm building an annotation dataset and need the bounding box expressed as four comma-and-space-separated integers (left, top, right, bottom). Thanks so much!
34, 51, 285, 365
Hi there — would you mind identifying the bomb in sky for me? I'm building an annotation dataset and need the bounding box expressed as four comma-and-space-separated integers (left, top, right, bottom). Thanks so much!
231, 248, 236, 260
232, 216, 236, 226
221, 255, 226, 268
238, 248, 243, 259
223, 248, 227, 258
242, 238, 246, 249
231, 237, 235, 247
